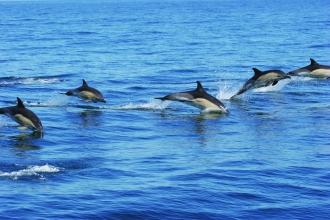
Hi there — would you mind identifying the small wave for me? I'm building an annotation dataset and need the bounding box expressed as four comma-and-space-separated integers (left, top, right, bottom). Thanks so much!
0, 164, 62, 180
309, 44, 330, 48
76, 31, 97, 35
0, 76, 62, 85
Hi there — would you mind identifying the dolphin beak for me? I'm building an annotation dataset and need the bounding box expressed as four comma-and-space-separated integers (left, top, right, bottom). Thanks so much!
287, 71, 296, 76
284, 75, 291, 79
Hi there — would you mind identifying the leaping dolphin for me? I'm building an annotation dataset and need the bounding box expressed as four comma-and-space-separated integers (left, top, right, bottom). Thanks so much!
231, 68, 291, 99
66, 79, 106, 103
0, 97, 43, 132
155, 81, 229, 114
287, 58, 330, 79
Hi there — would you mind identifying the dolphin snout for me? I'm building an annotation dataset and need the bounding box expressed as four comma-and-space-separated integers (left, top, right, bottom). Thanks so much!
287, 71, 297, 76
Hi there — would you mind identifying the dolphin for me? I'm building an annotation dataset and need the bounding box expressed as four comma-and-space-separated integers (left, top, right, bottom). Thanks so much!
66, 79, 106, 103
155, 81, 229, 113
0, 97, 43, 132
231, 68, 291, 99
287, 58, 330, 79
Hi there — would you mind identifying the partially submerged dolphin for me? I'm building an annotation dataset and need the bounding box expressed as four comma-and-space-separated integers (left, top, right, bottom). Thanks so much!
231, 68, 291, 99
287, 58, 330, 79
155, 81, 229, 114
66, 79, 106, 103
0, 97, 43, 132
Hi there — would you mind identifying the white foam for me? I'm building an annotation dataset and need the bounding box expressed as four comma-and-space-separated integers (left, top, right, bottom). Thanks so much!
201, 108, 228, 114
0, 77, 61, 85
0, 164, 62, 180
113, 99, 171, 110
290, 75, 315, 82
28, 164, 61, 173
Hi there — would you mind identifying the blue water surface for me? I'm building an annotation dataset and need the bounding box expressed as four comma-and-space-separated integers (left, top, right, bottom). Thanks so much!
0, 0, 330, 219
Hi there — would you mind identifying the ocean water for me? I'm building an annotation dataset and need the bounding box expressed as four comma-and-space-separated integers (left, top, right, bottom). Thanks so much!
1, 0, 330, 219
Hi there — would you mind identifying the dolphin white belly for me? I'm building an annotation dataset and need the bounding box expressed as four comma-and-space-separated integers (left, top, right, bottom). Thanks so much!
13, 114, 36, 129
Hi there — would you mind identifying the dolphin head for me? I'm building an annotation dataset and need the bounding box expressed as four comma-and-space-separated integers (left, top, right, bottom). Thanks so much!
275, 70, 291, 80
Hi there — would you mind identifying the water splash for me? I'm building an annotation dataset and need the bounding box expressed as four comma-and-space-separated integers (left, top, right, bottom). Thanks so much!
113, 99, 171, 110
216, 80, 237, 100
23, 92, 69, 107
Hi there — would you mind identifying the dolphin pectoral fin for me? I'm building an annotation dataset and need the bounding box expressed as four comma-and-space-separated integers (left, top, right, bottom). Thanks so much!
265, 81, 273, 87
18, 126, 28, 130
272, 80, 279, 86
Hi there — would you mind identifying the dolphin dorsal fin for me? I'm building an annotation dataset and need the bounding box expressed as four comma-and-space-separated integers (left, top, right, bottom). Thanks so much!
16, 97, 25, 108
310, 58, 318, 65
196, 81, 205, 93
82, 79, 88, 87
252, 68, 263, 76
